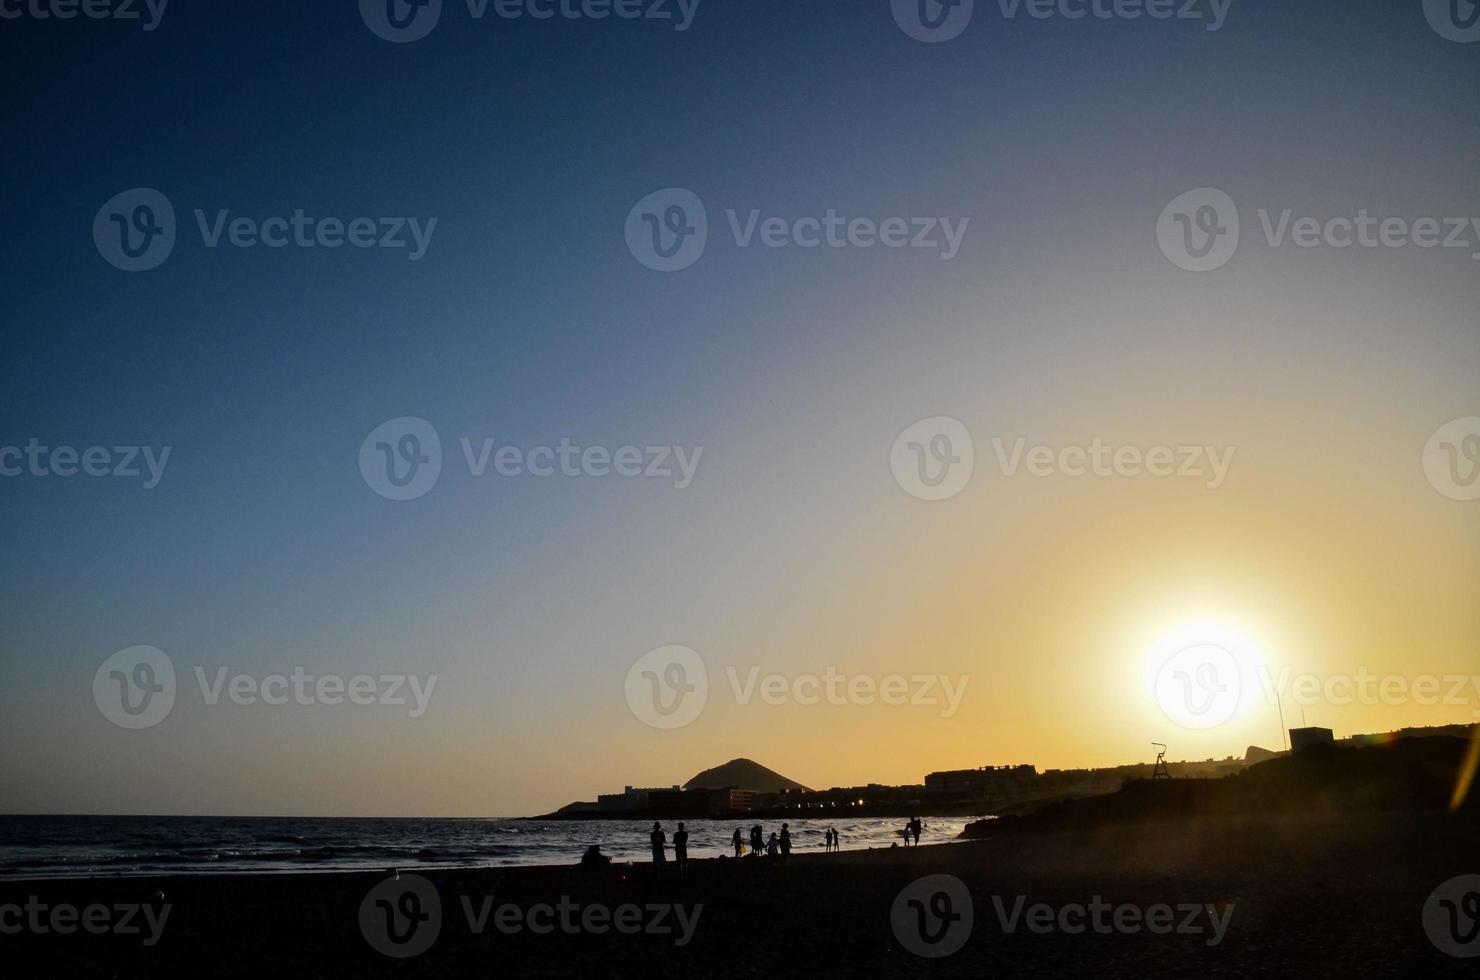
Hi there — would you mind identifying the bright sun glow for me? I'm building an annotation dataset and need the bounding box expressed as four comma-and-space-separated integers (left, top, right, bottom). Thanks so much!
1144, 621, 1268, 732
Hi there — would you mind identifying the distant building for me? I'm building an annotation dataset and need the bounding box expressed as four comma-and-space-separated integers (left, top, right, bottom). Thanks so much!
595, 785, 682, 812
1289, 727, 1335, 754
705, 787, 756, 814
924, 765, 1038, 800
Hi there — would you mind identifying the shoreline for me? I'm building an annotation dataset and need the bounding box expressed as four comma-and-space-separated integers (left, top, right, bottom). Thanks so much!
3, 810, 1474, 977
0, 837, 975, 884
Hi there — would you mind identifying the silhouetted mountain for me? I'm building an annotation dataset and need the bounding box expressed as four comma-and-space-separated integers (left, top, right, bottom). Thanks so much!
684, 758, 811, 794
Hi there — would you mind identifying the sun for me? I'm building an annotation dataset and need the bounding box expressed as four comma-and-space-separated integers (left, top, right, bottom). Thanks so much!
1143, 620, 1268, 732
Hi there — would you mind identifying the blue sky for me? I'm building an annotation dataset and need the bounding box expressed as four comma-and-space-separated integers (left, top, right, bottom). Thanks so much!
2, 0, 1478, 815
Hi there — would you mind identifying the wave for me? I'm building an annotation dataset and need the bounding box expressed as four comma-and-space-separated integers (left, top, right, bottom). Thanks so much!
0, 814, 968, 879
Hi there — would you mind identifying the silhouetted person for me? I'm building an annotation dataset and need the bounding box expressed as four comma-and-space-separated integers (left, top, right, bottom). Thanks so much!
766, 832, 780, 857
650, 822, 666, 864
580, 844, 611, 870
779, 823, 791, 858
910, 817, 923, 846
750, 825, 763, 856
673, 822, 689, 872
732, 828, 743, 857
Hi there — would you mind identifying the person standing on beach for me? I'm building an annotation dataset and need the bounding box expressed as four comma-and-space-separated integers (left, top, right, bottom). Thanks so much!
673, 822, 689, 872
766, 832, 780, 857
750, 825, 763, 857
650, 821, 666, 865
910, 817, 923, 847
732, 827, 743, 857
779, 823, 791, 859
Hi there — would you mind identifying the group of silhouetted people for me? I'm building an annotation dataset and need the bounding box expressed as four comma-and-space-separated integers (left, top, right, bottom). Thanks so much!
649, 821, 691, 871
586, 820, 852, 872
898, 816, 924, 846
730, 822, 791, 857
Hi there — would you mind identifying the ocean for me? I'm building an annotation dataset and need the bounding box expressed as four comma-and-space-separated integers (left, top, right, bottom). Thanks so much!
0, 814, 973, 879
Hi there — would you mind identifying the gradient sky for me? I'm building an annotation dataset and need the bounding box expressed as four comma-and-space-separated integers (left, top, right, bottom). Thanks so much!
1, 0, 1478, 816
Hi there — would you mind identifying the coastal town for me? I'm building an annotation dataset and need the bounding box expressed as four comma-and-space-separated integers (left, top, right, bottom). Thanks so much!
538, 723, 1478, 820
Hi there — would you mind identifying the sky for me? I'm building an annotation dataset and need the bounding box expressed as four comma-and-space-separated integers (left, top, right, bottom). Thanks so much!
1, 0, 1478, 816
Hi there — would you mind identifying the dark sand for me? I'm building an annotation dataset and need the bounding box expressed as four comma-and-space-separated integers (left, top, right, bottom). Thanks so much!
2, 810, 1475, 978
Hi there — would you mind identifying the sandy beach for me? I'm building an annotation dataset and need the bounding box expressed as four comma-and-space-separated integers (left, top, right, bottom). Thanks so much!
3, 808, 1474, 978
